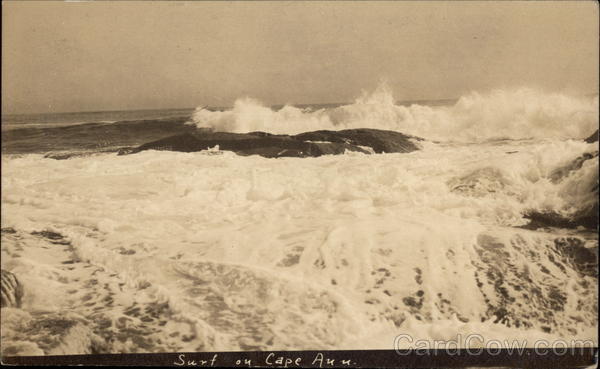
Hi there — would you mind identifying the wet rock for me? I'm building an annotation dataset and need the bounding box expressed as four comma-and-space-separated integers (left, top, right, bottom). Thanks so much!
584, 129, 598, 143
522, 211, 580, 230
554, 237, 598, 277
524, 149, 598, 231
125, 128, 422, 158
125, 132, 370, 157
43, 152, 84, 160
1, 270, 24, 308
571, 202, 599, 231
116, 147, 136, 155
448, 167, 508, 197
31, 230, 65, 241
294, 128, 423, 153
523, 205, 598, 231
549, 151, 598, 183
31, 230, 71, 245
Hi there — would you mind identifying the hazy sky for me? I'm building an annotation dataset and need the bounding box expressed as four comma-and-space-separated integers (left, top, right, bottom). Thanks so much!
2, 1, 598, 114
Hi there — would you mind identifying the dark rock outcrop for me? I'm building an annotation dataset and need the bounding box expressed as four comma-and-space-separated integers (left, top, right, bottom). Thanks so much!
294, 128, 423, 154
584, 129, 598, 143
522, 203, 598, 231
124, 128, 422, 158
126, 132, 369, 158
525, 149, 598, 231
31, 230, 71, 245
553, 237, 598, 277
549, 151, 598, 183
522, 211, 582, 230
571, 202, 599, 230
1, 227, 17, 234
1, 270, 24, 308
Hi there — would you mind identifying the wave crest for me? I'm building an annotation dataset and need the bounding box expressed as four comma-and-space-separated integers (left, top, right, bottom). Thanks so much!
190, 85, 598, 142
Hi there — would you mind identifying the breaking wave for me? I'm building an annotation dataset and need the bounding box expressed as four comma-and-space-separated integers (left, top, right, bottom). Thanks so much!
1, 83, 598, 355
1, 136, 597, 353
190, 85, 598, 142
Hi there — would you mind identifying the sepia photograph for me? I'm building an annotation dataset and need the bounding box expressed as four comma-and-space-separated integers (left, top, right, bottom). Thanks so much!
1, 0, 598, 367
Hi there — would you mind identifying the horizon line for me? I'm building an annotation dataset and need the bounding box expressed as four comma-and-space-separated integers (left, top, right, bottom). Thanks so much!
1, 97, 459, 117
2, 92, 598, 117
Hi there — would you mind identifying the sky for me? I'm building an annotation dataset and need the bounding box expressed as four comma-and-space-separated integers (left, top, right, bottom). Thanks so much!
2, 1, 598, 114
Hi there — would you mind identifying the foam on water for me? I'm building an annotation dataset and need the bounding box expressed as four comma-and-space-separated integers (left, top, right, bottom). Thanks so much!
190, 85, 598, 142
1, 134, 597, 353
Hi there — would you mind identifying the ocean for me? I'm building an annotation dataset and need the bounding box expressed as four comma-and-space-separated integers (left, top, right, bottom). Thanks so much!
1, 108, 196, 155
1, 86, 598, 355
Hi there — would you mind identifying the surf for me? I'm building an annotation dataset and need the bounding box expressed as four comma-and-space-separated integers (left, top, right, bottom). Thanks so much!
189, 85, 598, 142
1, 85, 598, 354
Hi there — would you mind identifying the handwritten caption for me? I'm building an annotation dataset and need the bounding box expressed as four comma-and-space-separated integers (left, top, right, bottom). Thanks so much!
173, 353, 356, 367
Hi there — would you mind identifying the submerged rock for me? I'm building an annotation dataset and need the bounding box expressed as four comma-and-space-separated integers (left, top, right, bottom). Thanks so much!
1, 270, 24, 308
448, 167, 509, 197
124, 128, 422, 158
549, 151, 598, 183
522, 211, 582, 230
525, 149, 598, 231
553, 237, 598, 277
471, 232, 597, 333
522, 204, 598, 231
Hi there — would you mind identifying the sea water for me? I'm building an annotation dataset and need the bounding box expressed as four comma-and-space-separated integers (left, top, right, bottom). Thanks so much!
1, 86, 598, 354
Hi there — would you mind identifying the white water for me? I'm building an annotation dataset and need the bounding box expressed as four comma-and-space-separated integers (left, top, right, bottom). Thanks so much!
1, 131, 598, 353
190, 85, 598, 142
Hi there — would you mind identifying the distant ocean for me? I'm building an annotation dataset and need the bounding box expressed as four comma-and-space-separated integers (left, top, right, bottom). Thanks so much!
1, 98, 458, 155
1, 87, 598, 355
1, 108, 196, 155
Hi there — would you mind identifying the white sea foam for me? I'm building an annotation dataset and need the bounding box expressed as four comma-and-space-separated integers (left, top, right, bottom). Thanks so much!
190, 85, 598, 142
1, 134, 597, 353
